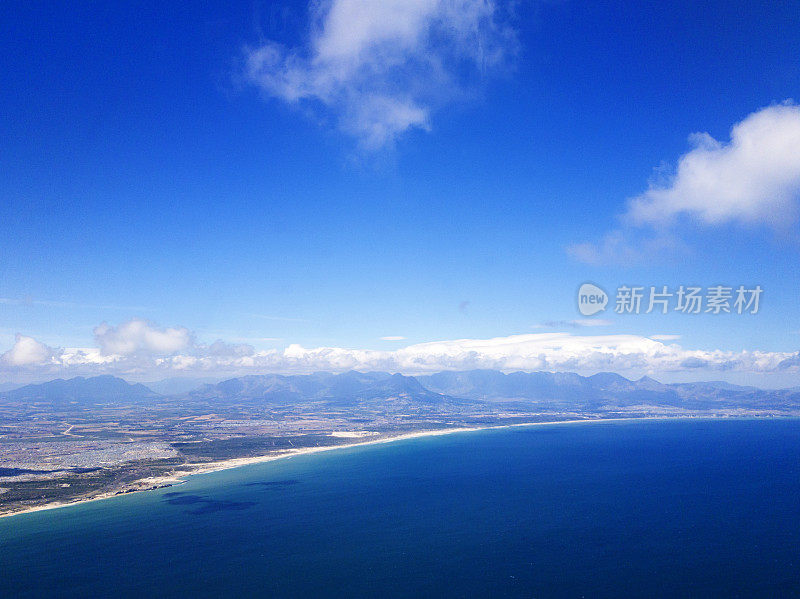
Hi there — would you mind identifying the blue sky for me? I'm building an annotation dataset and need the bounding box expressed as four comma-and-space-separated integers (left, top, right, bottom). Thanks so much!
2, 1, 800, 385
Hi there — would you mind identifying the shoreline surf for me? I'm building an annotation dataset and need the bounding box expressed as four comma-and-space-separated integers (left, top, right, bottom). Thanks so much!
0, 415, 746, 520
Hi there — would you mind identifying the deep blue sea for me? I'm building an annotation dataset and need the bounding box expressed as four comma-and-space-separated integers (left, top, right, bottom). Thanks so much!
1, 419, 799, 598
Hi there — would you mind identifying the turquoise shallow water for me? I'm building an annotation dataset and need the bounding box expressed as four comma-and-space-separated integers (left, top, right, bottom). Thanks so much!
1, 419, 799, 598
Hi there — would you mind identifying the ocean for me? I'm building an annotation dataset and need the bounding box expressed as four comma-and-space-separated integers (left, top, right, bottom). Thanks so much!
1, 419, 799, 598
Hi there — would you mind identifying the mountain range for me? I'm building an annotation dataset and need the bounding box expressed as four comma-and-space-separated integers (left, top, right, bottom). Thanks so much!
2, 370, 799, 411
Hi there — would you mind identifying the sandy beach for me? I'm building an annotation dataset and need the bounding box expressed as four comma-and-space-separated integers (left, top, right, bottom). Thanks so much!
0, 417, 666, 520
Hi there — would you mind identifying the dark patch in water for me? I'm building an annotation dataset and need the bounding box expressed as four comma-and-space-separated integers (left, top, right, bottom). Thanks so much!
188, 500, 256, 515
162, 492, 256, 514
164, 495, 206, 505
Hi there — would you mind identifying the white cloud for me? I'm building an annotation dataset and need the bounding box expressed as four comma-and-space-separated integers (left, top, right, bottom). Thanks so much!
380, 336, 407, 341
201, 340, 256, 358
627, 103, 800, 228
1, 322, 798, 381
94, 319, 193, 356
541, 319, 613, 328
650, 334, 681, 341
569, 103, 800, 264
245, 0, 513, 148
572, 319, 613, 327
1, 334, 56, 366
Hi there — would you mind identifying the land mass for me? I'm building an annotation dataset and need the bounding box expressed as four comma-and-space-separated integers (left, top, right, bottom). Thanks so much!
2, 370, 799, 516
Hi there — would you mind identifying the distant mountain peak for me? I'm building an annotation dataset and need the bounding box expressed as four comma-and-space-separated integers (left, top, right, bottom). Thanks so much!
0, 375, 159, 404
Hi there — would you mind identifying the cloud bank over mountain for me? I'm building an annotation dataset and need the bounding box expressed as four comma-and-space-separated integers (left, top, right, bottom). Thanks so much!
1, 319, 797, 382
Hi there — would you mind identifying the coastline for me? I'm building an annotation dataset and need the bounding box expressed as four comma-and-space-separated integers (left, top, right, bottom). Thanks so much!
0, 416, 688, 520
